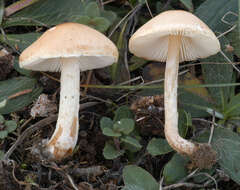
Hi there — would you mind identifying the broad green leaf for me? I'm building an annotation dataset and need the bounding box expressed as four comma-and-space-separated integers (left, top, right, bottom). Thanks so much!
0, 33, 41, 52
4, 0, 116, 32
5, 120, 17, 133
0, 114, 4, 123
201, 60, 233, 108
163, 154, 188, 184
91, 17, 110, 32
227, 8, 240, 57
180, 0, 193, 12
197, 127, 240, 184
195, 0, 236, 106
103, 142, 125, 159
195, 0, 237, 32
178, 89, 214, 117
0, 77, 42, 114
85, 2, 100, 18
123, 165, 159, 190
121, 136, 142, 149
4, 0, 85, 27
13, 58, 32, 76
114, 105, 134, 122
101, 10, 117, 23
113, 118, 135, 135
74, 15, 91, 25
147, 138, 172, 156
102, 127, 121, 137
0, 131, 8, 139
100, 117, 114, 130
193, 167, 215, 183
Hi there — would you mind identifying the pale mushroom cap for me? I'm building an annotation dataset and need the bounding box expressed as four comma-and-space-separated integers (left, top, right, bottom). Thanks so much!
129, 10, 220, 62
19, 23, 119, 71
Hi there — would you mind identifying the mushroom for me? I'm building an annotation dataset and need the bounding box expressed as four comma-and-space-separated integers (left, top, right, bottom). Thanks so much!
129, 10, 220, 168
19, 23, 118, 160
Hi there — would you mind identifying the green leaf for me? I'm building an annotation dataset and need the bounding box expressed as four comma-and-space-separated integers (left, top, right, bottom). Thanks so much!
178, 110, 191, 138
13, 58, 32, 76
0, 77, 42, 114
121, 136, 142, 149
74, 15, 91, 25
101, 10, 117, 23
100, 117, 114, 130
202, 62, 233, 108
179, 89, 214, 117
0, 114, 5, 123
103, 142, 125, 159
224, 93, 240, 117
5, 120, 17, 133
197, 127, 240, 184
0, 131, 8, 139
147, 138, 173, 156
4, 0, 84, 27
102, 127, 121, 137
91, 17, 110, 32
195, 0, 237, 32
114, 105, 134, 122
163, 154, 188, 184
179, 0, 193, 12
195, 0, 236, 107
0, 0, 4, 25
3, 0, 116, 33
228, 14, 240, 57
0, 33, 41, 52
0, 99, 7, 108
85, 2, 100, 18
123, 165, 159, 190
113, 118, 135, 135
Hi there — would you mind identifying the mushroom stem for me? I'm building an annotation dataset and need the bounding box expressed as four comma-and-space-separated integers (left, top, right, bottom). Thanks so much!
46, 58, 80, 160
164, 35, 195, 154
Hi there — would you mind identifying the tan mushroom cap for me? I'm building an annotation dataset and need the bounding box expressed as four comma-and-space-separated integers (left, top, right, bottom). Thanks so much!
19, 22, 119, 71
129, 10, 220, 62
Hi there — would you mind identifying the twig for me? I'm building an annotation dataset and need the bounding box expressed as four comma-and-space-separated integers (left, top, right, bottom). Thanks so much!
82, 70, 93, 97
178, 168, 199, 183
192, 118, 220, 127
208, 110, 215, 144
145, 0, 153, 18
102, 0, 116, 5
5, 0, 40, 17
3, 115, 58, 160
159, 177, 164, 190
8, 89, 32, 99
66, 174, 78, 190
108, 3, 143, 38
163, 182, 205, 189
220, 50, 240, 74
10, 160, 39, 187
40, 72, 60, 83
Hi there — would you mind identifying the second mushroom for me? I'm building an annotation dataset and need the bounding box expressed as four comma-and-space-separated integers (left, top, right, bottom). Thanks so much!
129, 10, 220, 168
19, 23, 118, 160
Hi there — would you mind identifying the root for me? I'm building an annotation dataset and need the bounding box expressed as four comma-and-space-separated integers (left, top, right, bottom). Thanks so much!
189, 143, 217, 169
